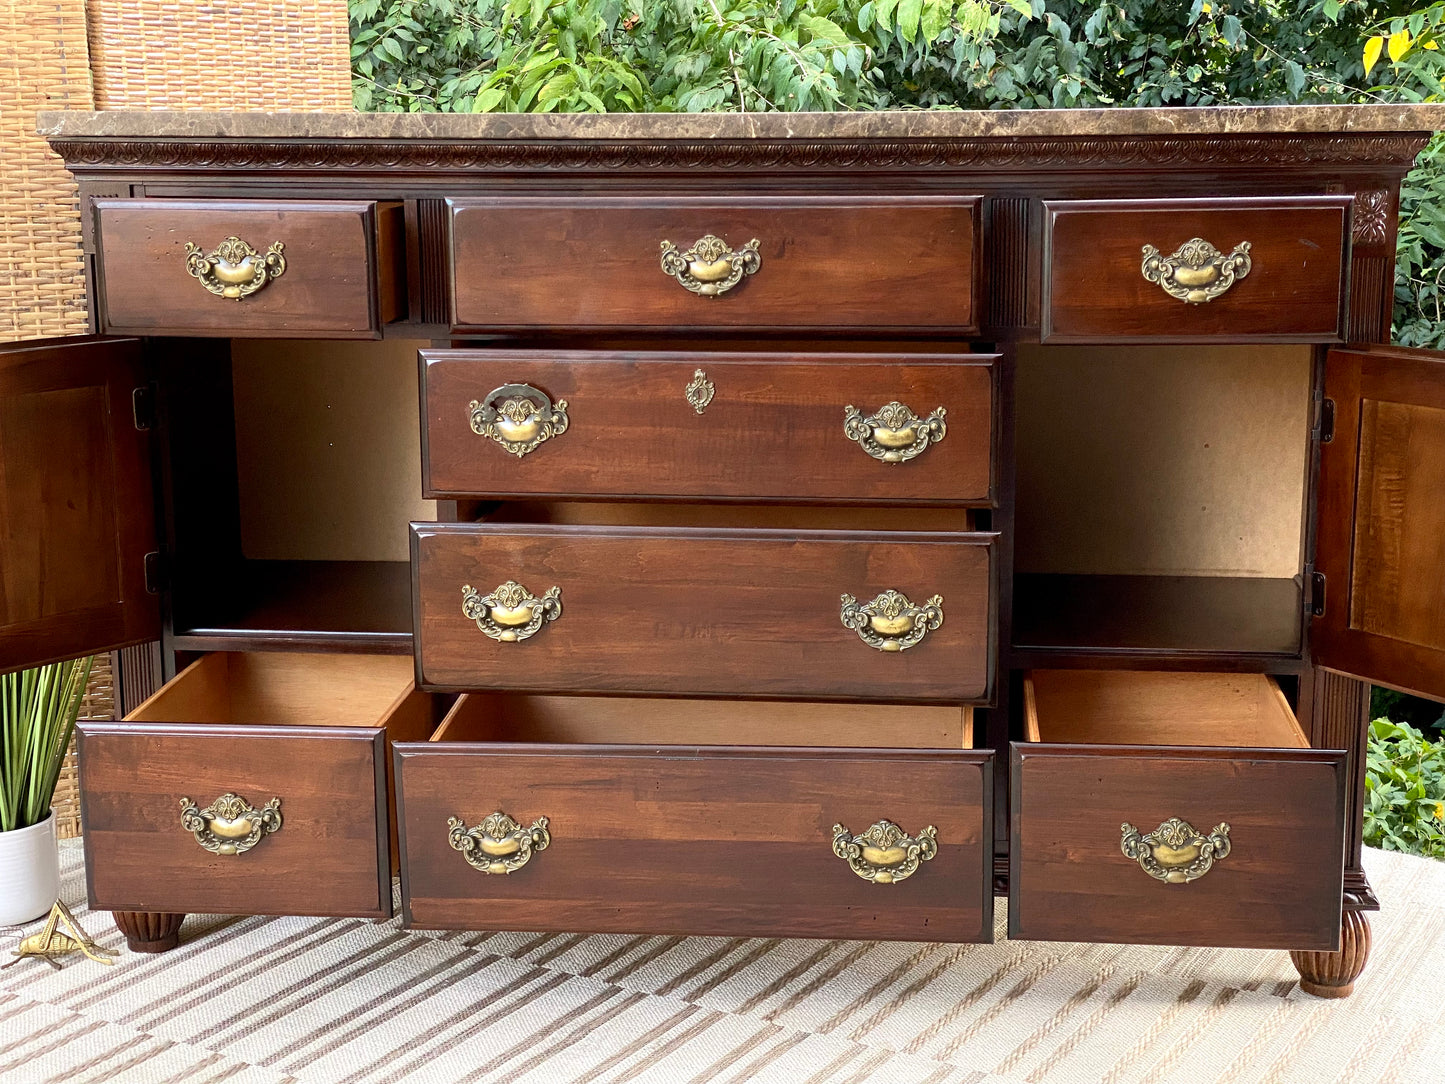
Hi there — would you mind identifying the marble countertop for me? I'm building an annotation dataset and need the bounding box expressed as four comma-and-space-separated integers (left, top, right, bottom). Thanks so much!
38, 104, 1445, 141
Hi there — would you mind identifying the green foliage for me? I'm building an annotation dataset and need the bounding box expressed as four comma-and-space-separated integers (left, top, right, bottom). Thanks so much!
1364, 717, 1445, 859
349, 0, 1031, 113
1, 658, 91, 833
1372, 684, 1445, 733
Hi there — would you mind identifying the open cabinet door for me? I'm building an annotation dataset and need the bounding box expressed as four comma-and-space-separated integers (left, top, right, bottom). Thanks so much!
0, 336, 159, 673
1314, 344, 1445, 702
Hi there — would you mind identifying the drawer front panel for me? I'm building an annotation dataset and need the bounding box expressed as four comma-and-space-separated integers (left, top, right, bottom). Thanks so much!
79, 722, 391, 917
413, 524, 994, 700
398, 744, 993, 941
449, 196, 980, 332
422, 351, 996, 504
1042, 197, 1350, 342
95, 199, 403, 337
1010, 745, 1346, 949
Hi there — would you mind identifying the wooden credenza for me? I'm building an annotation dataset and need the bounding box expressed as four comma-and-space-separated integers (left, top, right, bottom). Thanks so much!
7, 106, 1445, 998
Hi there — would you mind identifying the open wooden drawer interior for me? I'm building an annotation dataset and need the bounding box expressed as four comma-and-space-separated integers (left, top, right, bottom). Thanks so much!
78, 652, 434, 918
394, 692, 994, 942
1011, 669, 1346, 950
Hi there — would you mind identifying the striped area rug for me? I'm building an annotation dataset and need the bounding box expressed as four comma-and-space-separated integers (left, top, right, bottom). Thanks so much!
1, 843, 1441, 1083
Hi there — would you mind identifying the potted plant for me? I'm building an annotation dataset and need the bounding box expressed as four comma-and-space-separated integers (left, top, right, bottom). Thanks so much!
1, 657, 91, 925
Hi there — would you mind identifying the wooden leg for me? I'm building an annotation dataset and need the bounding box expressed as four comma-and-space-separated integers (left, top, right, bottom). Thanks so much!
112, 911, 185, 953
1291, 909, 1371, 998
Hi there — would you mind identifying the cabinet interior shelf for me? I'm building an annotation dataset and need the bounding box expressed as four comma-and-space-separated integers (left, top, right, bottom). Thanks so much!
1011, 573, 1304, 659
172, 560, 413, 654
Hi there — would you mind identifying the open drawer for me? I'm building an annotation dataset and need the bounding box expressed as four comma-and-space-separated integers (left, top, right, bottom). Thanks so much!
412, 503, 995, 702
396, 693, 993, 942
78, 652, 434, 919
1010, 670, 1346, 950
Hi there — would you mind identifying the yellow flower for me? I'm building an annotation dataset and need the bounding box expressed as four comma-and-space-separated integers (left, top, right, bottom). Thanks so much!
1435, 802, 1444, 821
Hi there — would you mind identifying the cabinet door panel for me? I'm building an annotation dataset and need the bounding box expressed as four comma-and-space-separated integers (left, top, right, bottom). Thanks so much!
0, 336, 158, 673
1315, 345, 1445, 702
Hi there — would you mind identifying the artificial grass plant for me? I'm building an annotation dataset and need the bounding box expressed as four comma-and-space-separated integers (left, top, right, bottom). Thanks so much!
1, 657, 91, 832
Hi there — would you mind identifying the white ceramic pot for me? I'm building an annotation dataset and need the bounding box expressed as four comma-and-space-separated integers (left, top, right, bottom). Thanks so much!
0, 812, 60, 925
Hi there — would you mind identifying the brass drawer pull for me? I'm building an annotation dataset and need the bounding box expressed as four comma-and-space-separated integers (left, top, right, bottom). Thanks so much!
844, 401, 947, 463
179, 792, 282, 856
469, 383, 569, 458
660, 234, 761, 297
1140, 238, 1252, 304
449, 812, 550, 874
840, 589, 944, 652
1120, 817, 1232, 883
832, 819, 938, 884
184, 236, 286, 300
462, 580, 562, 642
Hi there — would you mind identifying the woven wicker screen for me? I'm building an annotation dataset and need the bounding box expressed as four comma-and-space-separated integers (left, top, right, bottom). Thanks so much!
87, 2, 353, 109
0, 0, 93, 342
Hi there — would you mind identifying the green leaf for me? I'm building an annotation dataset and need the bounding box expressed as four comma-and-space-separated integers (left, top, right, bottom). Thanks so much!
381, 36, 407, 62
897, 0, 923, 43
1221, 14, 1241, 47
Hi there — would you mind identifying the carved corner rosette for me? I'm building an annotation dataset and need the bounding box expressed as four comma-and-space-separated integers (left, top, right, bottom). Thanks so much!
469, 383, 569, 458
831, 820, 939, 884
1120, 817, 1231, 883
840, 589, 944, 652
179, 792, 282, 856
462, 581, 562, 642
448, 812, 551, 874
843, 401, 948, 463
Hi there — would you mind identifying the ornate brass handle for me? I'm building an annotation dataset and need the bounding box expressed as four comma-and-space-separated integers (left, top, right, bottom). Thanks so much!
184, 237, 286, 300
179, 792, 282, 856
462, 581, 562, 642
1120, 817, 1231, 883
469, 383, 569, 458
832, 820, 938, 884
660, 234, 761, 297
1140, 238, 1252, 304
840, 589, 944, 652
844, 401, 947, 463
448, 812, 550, 874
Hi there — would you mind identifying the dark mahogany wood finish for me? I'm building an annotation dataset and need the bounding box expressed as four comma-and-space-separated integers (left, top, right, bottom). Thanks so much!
448, 196, 981, 332
1042, 197, 1351, 343
1009, 744, 1346, 949
412, 521, 995, 700
0, 337, 158, 674
79, 721, 393, 918
95, 199, 405, 338
421, 350, 998, 504
1314, 344, 1445, 702
396, 742, 993, 941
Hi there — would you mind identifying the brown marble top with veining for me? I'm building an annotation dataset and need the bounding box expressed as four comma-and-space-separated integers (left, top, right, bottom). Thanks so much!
37, 104, 1445, 141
